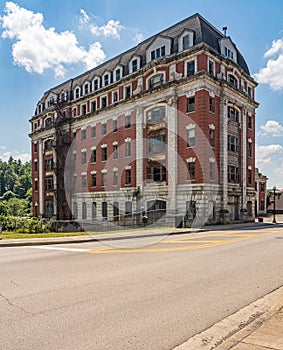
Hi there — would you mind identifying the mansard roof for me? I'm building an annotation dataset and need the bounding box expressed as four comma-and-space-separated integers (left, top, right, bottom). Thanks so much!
39, 13, 250, 102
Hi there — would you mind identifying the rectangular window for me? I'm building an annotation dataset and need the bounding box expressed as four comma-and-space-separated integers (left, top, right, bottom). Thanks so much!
248, 115, 252, 129
260, 200, 265, 211
113, 91, 118, 103
91, 149, 96, 163
84, 85, 89, 95
113, 119, 118, 132
92, 202, 97, 219
34, 143, 38, 153
187, 163, 195, 181
261, 183, 265, 192
82, 174, 87, 188
125, 201, 132, 216
183, 35, 190, 50
91, 126, 96, 138
248, 142, 252, 158
81, 129, 86, 141
186, 201, 196, 220
228, 135, 238, 153
102, 202, 108, 219
132, 59, 138, 72
151, 50, 155, 60
125, 86, 131, 99
81, 151, 87, 165
187, 61, 195, 76
82, 202, 87, 220
34, 180, 38, 191
125, 142, 131, 157
44, 159, 53, 171
228, 166, 239, 183
209, 129, 215, 147
93, 79, 99, 90
209, 97, 215, 113
91, 174, 96, 187
208, 60, 214, 75
34, 161, 38, 172
101, 123, 107, 136
147, 135, 166, 153
247, 86, 252, 97
104, 74, 109, 86
228, 107, 239, 122
113, 170, 118, 186
101, 97, 107, 108
115, 69, 121, 81
248, 169, 252, 185
125, 115, 131, 128
187, 97, 195, 112
82, 105, 87, 116
187, 128, 195, 147
113, 144, 118, 159
101, 147, 107, 161
125, 169, 131, 184
91, 101, 96, 112
113, 202, 119, 221
101, 173, 107, 187
161, 45, 166, 56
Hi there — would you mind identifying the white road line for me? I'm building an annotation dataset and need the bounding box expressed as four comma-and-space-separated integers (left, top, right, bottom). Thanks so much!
30, 246, 88, 253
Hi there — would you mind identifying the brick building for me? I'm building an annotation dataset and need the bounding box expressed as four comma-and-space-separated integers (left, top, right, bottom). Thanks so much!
255, 168, 268, 216
29, 13, 258, 227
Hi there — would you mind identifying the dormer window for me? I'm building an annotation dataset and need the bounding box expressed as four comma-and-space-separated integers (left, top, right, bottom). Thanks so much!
84, 83, 90, 95
93, 78, 100, 91
75, 87, 80, 99
179, 30, 194, 52
115, 68, 121, 82
225, 47, 234, 59
219, 37, 237, 63
129, 56, 141, 74
60, 92, 67, 102
146, 37, 171, 63
151, 46, 166, 60
103, 73, 110, 87
132, 59, 138, 72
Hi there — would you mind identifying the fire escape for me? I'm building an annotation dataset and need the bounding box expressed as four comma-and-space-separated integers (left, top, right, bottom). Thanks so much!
51, 98, 73, 220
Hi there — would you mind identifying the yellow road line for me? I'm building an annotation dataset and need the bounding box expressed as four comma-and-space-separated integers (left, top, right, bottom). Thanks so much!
87, 229, 282, 254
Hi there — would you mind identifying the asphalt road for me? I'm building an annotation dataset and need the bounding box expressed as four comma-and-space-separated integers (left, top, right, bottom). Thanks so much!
1, 226, 283, 350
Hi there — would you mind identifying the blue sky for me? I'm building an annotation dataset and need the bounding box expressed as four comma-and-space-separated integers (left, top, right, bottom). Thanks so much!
1, 0, 283, 188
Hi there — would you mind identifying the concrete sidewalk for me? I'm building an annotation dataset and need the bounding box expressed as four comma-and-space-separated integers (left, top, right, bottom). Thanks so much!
175, 286, 283, 350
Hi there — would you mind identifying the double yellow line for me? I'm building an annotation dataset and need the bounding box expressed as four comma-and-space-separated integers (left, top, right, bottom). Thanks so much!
87, 228, 282, 254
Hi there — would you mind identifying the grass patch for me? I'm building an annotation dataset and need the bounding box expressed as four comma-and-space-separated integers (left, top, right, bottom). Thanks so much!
0, 226, 174, 240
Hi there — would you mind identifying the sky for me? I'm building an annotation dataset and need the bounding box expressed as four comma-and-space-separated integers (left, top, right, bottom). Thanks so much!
0, 0, 283, 188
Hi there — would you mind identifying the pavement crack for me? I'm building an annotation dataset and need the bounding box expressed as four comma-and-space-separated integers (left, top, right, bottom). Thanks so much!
0, 292, 33, 315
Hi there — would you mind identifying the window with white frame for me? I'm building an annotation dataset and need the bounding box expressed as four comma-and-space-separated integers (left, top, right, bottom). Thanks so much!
91, 100, 96, 112
101, 122, 107, 135
75, 87, 80, 99
113, 119, 118, 132
186, 60, 195, 77
101, 145, 107, 161
208, 59, 215, 75
93, 78, 99, 91
101, 170, 107, 187
228, 106, 239, 122
112, 91, 118, 103
81, 129, 86, 141
248, 139, 253, 158
187, 96, 195, 112
103, 73, 110, 87
187, 158, 196, 181
125, 138, 131, 157
124, 85, 131, 99
91, 125, 96, 138
179, 30, 193, 51
151, 45, 166, 60
228, 74, 238, 88
129, 56, 141, 74
228, 135, 239, 152
113, 142, 118, 159
81, 149, 87, 165
125, 115, 131, 129
228, 165, 239, 183
84, 83, 90, 95
115, 68, 121, 82
187, 125, 195, 147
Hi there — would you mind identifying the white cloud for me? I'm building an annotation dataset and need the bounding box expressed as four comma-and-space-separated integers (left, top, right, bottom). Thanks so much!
256, 144, 283, 166
132, 29, 144, 44
254, 38, 283, 91
259, 120, 283, 137
1, 2, 106, 77
0, 146, 31, 163
90, 19, 124, 39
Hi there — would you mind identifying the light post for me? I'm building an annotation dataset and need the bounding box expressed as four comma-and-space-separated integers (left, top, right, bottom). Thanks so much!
272, 185, 277, 224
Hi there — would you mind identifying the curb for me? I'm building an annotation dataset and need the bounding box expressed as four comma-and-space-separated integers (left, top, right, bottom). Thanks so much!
0, 222, 278, 248
173, 285, 283, 350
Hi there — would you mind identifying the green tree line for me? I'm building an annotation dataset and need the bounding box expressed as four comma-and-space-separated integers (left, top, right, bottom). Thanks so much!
0, 156, 32, 216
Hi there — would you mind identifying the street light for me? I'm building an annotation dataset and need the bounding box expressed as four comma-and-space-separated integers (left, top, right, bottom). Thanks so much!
272, 185, 277, 224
